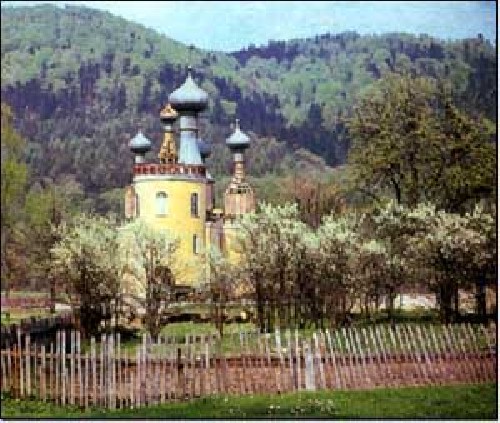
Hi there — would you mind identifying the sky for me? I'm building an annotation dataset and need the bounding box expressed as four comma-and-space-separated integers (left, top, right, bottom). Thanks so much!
1, 1, 497, 51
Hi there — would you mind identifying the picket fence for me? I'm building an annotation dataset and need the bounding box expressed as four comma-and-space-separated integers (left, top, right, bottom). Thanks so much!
0, 323, 496, 410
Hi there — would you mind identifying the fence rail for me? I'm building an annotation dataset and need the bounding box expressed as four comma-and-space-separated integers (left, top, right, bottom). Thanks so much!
0, 323, 496, 410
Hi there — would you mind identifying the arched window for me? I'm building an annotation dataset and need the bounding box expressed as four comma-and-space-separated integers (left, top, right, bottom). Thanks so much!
190, 192, 199, 217
156, 192, 168, 216
135, 194, 140, 217
193, 234, 200, 254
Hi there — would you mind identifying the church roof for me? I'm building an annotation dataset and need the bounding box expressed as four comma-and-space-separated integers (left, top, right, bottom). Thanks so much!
226, 119, 250, 150
168, 67, 208, 112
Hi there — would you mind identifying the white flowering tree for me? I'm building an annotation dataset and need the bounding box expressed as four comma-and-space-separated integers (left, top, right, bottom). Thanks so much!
51, 214, 124, 337
206, 249, 240, 337
236, 202, 313, 331
463, 204, 496, 320
368, 200, 436, 321
315, 213, 360, 326
121, 219, 179, 339
409, 203, 496, 323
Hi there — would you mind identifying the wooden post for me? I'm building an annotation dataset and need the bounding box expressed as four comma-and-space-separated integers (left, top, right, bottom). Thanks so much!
169, 337, 176, 400
460, 324, 481, 383
375, 325, 393, 387
260, 332, 269, 393
361, 327, 376, 388
294, 329, 301, 391
135, 345, 141, 408
367, 326, 384, 388
341, 328, 357, 388
405, 325, 426, 385
33, 341, 37, 398
70, 331, 74, 405
236, 333, 244, 395
325, 329, 340, 389
1, 349, 7, 394
158, 335, 164, 404
91, 336, 96, 408
85, 351, 89, 410
441, 324, 456, 383
49, 343, 54, 402
76, 331, 82, 407
386, 325, 401, 387
25, 333, 31, 397
192, 336, 197, 398
61, 330, 66, 405
351, 327, 369, 389
40, 344, 46, 402
313, 332, 325, 390
414, 325, 433, 385
285, 329, 294, 392
108, 333, 114, 409
17, 327, 24, 398
126, 350, 132, 408
100, 333, 105, 408
142, 334, 147, 405
7, 341, 12, 393
114, 332, 119, 408
304, 341, 315, 391
274, 329, 286, 393
428, 324, 444, 385
465, 324, 487, 382
335, 330, 350, 389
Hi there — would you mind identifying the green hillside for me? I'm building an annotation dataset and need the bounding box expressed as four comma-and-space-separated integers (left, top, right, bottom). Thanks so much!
1, 4, 496, 209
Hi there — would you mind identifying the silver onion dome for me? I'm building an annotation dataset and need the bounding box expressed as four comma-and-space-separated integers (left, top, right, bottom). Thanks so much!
168, 66, 208, 112
129, 130, 152, 155
197, 138, 212, 159
226, 119, 250, 150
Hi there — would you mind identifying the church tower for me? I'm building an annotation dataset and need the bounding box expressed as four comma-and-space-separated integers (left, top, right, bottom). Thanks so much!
224, 119, 255, 218
126, 67, 212, 286
124, 66, 256, 291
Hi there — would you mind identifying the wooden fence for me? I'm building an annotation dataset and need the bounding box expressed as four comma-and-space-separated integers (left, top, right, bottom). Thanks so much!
0, 313, 74, 349
0, 323, 496, 410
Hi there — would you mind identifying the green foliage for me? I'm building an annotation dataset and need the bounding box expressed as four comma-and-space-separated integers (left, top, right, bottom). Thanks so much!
1, 103, 28, 295
347, 74, 496, 211
0, 5, 496, 211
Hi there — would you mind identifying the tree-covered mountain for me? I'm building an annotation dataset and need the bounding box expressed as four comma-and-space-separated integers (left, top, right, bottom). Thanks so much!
1, 4, 496, 209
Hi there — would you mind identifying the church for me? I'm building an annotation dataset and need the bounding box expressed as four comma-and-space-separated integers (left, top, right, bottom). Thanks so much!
124, 66, 255, 288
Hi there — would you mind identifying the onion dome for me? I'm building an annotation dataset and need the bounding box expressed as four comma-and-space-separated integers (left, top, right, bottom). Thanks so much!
129, 130, 152, 155
226, 119, 250, 150
168, 66, 208, 112
197, 138, 212, 159
159, 103, 178, 124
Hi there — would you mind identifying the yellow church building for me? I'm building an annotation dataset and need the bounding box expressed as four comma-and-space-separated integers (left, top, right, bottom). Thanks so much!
124, 66, 255, 289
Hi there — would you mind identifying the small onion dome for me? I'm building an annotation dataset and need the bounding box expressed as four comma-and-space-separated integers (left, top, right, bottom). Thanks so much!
226, 119, 250, 150
168, 66, 208, 112
159, 103, 178, 123
197, 138, 211, 159
129, 130, 152, 155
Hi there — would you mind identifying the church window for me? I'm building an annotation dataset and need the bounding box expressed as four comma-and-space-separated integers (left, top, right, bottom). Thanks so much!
193, 234, 199, 254
190, 193, 199, 217
156, 192, 168, 216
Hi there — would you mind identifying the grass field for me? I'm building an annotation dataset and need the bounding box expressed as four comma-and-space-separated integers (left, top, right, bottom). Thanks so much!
1, 383, 496, 419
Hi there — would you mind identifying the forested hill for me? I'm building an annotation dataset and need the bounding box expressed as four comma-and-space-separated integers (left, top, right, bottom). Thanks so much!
1, 4, 497, 202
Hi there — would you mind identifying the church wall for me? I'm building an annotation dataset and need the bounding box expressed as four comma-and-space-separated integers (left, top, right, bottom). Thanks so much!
133, 176, 207, 286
